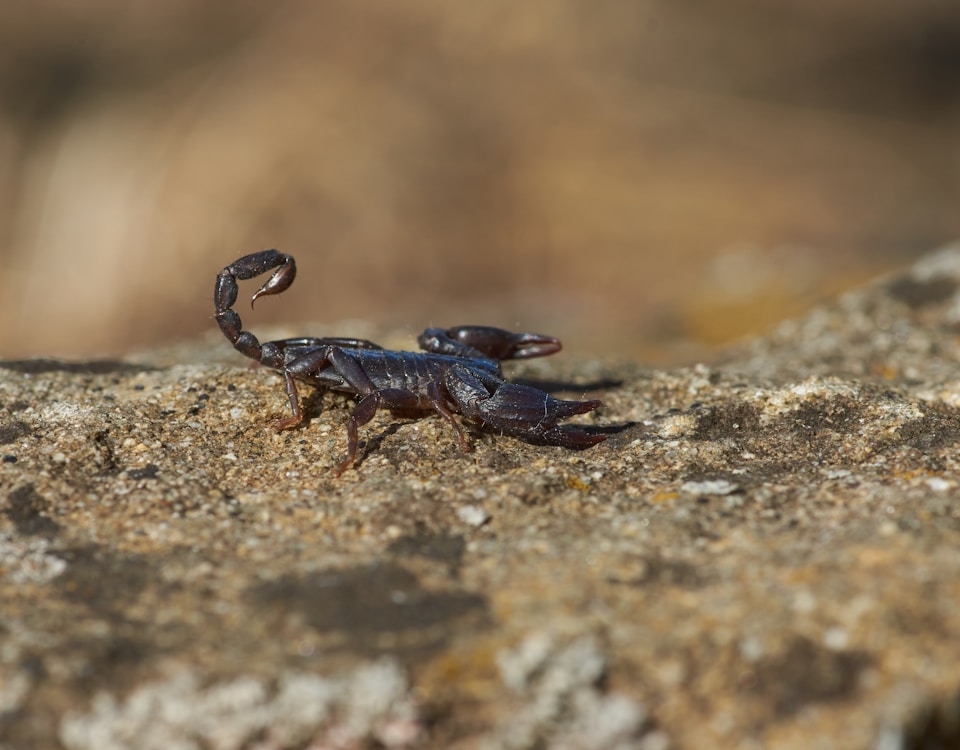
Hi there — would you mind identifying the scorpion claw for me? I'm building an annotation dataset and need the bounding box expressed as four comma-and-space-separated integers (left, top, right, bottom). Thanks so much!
498, 331, 562, 360
426, 326, 561, 361
550, 398, 603, 418
470, 383, 606, 448
539, 423, 607, 449
453, 326, 561, 360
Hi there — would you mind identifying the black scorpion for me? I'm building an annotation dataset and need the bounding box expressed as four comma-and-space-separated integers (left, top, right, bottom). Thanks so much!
215, 250, 606, 474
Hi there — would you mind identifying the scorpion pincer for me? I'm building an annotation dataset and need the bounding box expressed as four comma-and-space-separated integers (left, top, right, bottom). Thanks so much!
215, 250, 606, 475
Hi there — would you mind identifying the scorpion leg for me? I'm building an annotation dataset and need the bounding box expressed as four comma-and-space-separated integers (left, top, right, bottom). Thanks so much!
425, 380, 470, 451
418, 326, 561, 362
338, 388, 425, 475
268, 349, 335, 431
272, 371, 305, 431
336, 383, 467, 475
266, 346, 381, 472
336, 374, 470, 473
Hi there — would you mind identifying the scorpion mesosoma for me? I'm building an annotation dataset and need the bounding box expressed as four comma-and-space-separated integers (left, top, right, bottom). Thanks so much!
215, 250, 605, 474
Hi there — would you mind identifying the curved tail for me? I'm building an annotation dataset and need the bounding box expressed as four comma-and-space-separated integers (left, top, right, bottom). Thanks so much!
214, 250, 296, 367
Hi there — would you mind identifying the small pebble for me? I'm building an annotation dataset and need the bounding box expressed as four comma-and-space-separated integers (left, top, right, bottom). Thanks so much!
823, 626, 849, 650
925, 477, 951, 492
457, 505, 491, 527
680, 479, 739, 496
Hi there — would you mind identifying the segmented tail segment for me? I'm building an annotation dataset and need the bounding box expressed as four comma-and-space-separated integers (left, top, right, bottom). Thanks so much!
214, 250, 296, 366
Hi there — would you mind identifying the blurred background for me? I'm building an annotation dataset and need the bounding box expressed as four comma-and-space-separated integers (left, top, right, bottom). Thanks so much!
1, 0, 959, 361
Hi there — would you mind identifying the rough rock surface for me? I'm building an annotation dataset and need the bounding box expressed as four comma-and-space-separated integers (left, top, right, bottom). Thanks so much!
4, 247, 960, 749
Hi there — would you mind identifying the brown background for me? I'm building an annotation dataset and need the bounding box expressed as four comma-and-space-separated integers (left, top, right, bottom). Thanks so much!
1, 0, 959, 361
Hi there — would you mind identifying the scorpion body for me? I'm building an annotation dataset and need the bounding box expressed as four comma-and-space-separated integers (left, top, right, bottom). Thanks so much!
215, 250, 605, 474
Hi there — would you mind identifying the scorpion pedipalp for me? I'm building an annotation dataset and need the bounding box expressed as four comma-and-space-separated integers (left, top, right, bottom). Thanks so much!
418, 326, 561, 361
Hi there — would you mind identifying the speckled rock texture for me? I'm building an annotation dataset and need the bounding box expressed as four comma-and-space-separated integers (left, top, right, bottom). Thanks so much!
4, 247, 960, 750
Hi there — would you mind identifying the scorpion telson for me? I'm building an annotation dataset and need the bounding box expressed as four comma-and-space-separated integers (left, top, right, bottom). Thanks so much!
215, 250, 606, 475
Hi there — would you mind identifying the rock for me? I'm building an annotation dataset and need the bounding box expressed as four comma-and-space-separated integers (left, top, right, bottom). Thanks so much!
3, 247, 960, 748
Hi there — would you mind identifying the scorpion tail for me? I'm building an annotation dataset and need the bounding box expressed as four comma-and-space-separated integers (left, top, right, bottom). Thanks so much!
215, 250, 296, 366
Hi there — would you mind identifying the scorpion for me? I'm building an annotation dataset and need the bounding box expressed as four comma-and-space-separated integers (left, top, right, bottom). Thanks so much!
215, 250, 606, 474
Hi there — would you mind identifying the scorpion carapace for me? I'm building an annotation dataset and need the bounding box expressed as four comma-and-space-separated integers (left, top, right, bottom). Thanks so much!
215, 250, 606, 474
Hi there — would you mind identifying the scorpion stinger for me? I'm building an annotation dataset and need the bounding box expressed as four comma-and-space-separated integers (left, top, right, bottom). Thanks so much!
215, 250, 607, 474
